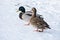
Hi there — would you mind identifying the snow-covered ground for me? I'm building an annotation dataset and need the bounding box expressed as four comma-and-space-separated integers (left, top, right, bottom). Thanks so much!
0, 0, 60, 40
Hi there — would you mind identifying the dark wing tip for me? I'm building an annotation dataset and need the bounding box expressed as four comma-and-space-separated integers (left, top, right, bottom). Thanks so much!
26, 14, 32, 16
46, 25, 51, 29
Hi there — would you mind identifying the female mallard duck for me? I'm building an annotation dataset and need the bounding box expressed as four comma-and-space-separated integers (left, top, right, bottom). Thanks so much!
28, 7, 51, 32
17, 6, 43, 21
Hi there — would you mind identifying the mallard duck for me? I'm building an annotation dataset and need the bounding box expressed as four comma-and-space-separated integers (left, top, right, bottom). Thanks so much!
17, 6, 43, 21
28, 7, 51, 32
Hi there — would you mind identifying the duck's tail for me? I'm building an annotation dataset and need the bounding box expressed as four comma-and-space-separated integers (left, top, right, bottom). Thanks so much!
46, 26, 51, 29
43, 21, 51, 29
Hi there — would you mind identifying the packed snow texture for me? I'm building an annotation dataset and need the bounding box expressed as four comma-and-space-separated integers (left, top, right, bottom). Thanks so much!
0, 0, 60, 40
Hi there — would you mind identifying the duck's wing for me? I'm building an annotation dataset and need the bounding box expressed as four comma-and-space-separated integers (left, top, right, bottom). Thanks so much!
22, 13, 31, 21
25, 11, 32, 16
33, 17, 51, 29
38, 18, 51, 29
26, 14, 32, 16
25, 11, 32, 14
25, 11, 43, 19
26, 11, 32, 13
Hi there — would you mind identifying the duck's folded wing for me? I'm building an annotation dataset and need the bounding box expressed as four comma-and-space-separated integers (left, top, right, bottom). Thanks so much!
26, 14, 32, 16
25, 11, 32, 14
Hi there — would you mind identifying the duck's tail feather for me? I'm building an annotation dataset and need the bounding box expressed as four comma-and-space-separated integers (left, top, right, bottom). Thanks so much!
46, 25, 51, 29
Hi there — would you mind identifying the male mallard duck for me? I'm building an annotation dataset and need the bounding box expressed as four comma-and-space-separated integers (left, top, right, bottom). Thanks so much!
17, 6, 43, 21
28, 7, 51, 32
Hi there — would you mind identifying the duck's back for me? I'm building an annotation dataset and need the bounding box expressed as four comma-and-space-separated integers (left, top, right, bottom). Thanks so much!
30, 17, 43, 26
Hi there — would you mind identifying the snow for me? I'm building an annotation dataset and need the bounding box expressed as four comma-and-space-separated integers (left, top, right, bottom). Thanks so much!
0, 0, 60, 40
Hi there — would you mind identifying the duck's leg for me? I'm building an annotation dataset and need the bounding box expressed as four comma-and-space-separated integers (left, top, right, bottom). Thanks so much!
24, 22, 30, 26
33, 28, 42, 32
33, 28, 39, 32
38, 28, 43, 32
35, 28, 43, 32
25, 20, 31, 26
41, 28, 44, 32
38, 26, 44, 32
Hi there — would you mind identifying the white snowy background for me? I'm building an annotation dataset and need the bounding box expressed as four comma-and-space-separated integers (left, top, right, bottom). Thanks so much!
0, 0, 60, 40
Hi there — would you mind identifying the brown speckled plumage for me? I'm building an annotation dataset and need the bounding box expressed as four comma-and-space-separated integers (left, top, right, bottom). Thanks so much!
30, 7, 51, 32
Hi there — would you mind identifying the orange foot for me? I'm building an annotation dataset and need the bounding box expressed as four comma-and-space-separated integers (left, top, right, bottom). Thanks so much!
24, 24, 30, 26
33, 29, 43, 32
